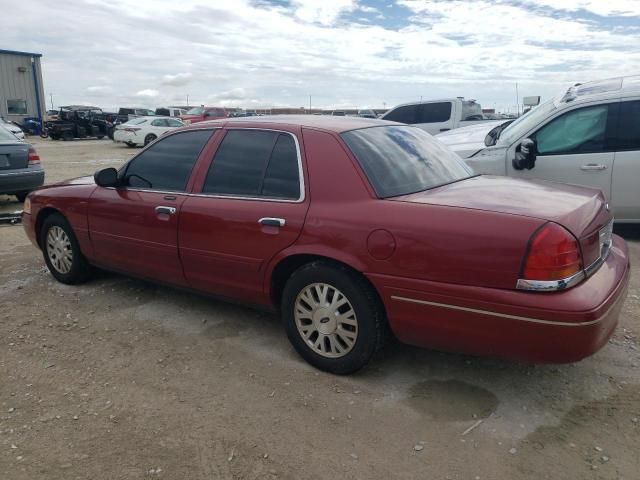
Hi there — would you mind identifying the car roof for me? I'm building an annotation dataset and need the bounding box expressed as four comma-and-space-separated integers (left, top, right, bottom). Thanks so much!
190, 115, 400, 133
560, 74, 640, 104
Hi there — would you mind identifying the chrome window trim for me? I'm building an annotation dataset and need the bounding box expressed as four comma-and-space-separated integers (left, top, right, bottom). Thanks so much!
201, 127, 305, 204
109, 127, 306, 204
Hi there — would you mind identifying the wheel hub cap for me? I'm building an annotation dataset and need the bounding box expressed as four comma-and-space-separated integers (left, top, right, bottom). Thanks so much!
46, 226, 73, 274
294, 283, 358, 358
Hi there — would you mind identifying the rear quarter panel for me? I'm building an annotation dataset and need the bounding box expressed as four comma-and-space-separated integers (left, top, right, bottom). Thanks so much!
291, 128, 544, 290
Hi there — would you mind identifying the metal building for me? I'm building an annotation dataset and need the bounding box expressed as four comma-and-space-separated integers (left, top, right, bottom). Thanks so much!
0, 49, 46, 123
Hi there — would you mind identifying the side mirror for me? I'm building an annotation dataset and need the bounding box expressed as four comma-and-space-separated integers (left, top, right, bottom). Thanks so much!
94, 167, 119, 187
513, 138, 536, 170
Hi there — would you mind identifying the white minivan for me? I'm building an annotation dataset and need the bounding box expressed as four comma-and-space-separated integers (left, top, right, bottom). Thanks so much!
437, 76, 640, 223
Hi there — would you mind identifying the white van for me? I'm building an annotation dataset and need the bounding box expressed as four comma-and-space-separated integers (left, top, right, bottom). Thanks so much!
381, 98, 489, 135
437, 76, 640, 223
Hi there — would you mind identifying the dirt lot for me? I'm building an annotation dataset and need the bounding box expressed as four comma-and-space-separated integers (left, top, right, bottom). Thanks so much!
1, 138, 639, 479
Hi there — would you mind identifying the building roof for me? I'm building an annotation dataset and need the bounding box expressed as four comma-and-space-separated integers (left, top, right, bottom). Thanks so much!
0, 49, 43, 58
198, 114, 399, 133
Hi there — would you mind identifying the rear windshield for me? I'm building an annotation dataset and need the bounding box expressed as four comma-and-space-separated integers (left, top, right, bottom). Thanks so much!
127, 118, 148, 125
341, 125, 474, 198
186, 107, 204, 115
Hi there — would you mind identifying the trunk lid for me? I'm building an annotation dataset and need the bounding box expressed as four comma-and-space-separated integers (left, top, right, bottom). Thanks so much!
393, 175, 611, 242
0, 142, 30, 170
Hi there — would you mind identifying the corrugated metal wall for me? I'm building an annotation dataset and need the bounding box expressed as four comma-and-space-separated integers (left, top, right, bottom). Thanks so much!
0, 52, 46, 123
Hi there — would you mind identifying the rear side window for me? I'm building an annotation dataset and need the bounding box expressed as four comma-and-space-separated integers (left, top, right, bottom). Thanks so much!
124, 130, 212, 191
383, 105, 418, 124
342, 125, 473, 198
418, 102, 452, 123
203, 130, 301, 200
612, 100, 640, 151
262, 134, 300, 199
151, 119, 168, 127
535, 105, 610, 155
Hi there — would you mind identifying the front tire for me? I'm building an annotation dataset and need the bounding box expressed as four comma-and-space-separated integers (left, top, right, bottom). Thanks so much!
40, 213, 92, 284
282, 261, 386, 374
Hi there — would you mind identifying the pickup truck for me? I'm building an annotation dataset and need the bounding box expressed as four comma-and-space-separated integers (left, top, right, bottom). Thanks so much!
179, 106, 228, 124
437, 75, 640, 223
381, 98, 490, 135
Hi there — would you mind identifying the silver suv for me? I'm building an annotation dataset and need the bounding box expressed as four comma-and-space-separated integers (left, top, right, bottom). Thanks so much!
438, 75, 640, 223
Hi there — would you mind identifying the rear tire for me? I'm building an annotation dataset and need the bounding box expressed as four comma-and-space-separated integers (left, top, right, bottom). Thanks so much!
40, 213, 92, 284
125, 142, 136, 148
15, 191, 29, 203
144, 134, 157, 146
282, 261, 386, 374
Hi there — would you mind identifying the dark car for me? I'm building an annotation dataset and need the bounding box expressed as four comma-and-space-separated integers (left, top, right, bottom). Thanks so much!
0, 124, 43, 202
22, 116, 628, 374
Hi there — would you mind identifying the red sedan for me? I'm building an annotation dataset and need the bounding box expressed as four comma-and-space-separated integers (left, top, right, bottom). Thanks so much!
22, 116, 629, 374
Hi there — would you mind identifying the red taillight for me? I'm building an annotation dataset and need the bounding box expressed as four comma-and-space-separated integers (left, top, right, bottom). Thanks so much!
522, 223, 583, 281
28, 147, 40, 165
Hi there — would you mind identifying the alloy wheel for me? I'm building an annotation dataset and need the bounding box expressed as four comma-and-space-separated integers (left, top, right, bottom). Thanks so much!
294, 283, 358, 358
46, 226, 73, 274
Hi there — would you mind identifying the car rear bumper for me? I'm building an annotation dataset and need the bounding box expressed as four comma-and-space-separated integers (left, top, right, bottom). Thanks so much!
0, 168, 45, 194
113, 130, 139, 144
367, 234, 630, 363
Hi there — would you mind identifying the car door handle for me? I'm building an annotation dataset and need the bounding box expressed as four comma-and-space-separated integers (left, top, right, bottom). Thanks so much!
580, 164, 607, 171
259, 217, 286, 227
155, 206, 176, 215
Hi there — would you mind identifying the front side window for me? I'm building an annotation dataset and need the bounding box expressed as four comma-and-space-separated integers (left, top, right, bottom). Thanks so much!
123, 130, 212, 191
612, 100, 640, 151
535, 105, 609, 155
383, 105, 418, 124
341, 125, 474, 198
7, 100, 27, 115
203, 130, 301, 200
418, 102, 453, 123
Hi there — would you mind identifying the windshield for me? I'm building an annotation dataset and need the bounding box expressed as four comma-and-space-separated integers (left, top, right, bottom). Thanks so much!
498, 97, 559, 145
0, 124, 18, 141
186, 107, 204, 115
341, 125, 474, 198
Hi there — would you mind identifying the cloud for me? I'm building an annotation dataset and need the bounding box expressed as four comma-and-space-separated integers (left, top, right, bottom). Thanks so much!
135, 89, 160, 97
86, 85, 112, 94
161, 72, 193, 86
2, 0, 639, 113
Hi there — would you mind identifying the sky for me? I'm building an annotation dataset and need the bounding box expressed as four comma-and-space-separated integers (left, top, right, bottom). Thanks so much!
2, 0, 640, 113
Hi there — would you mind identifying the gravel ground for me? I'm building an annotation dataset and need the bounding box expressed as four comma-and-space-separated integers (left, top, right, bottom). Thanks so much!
1, 137, 639, 479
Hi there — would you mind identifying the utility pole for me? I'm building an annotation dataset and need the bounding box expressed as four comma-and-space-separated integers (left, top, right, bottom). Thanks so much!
515, 82, 519, 116
49, 92, 54, 110
186, 94, 189, 107
309, 94, 312, 113
420, 96, 423, 102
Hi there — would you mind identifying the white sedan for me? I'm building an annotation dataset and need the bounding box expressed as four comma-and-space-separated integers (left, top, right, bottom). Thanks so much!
113, 116, 184, 147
